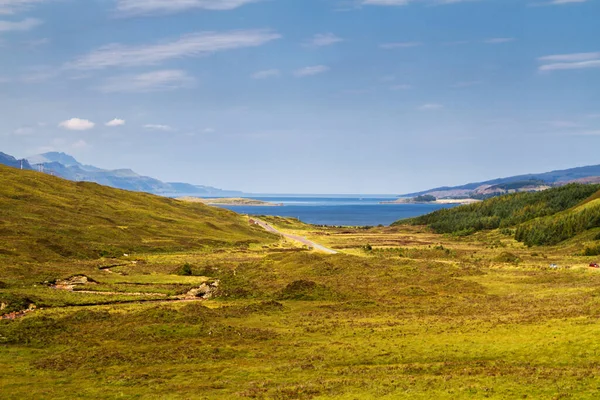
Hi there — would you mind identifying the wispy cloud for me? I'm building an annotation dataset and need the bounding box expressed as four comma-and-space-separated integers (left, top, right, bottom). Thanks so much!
58, 118, 95, 131
538, 52, 600, 71
539, 52, 600, 62
66, 30, 281, 70
419, 103, 444, 110
0, 17, 41, 32
484, 37, 516, 44
144, 124, 173, 131
251, 69, 280, 79
106, 118, 126, 127
361, 0, 411, 5
379, 41, 422, 49
98, 70, 195, 93
115, 0, 261, 16
360, 0, 476, 6
305, 33, 343, 47
540, 60, 600, 71
0, 0, 47, 15
293, 65, 330, 77
548, 0, 589, 5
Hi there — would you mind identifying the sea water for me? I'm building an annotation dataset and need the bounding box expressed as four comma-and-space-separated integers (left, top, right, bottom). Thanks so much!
213, 196, 456, 227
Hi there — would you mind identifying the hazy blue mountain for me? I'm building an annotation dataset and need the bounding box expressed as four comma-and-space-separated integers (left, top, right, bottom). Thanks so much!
0, 151, 242, 197
0, 152, 33, 170
402, 164, 600, 199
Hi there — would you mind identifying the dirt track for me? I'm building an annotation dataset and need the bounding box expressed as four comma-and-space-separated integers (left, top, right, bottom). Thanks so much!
253, 219, 338, 254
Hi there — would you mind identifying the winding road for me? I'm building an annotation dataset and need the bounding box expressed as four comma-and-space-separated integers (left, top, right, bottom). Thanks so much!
253, 219, 338, 254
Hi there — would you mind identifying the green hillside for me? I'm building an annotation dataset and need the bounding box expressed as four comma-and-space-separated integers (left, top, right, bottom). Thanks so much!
516, 196, 600, 247
0, 164, 274, 264
395, 184, 600, 242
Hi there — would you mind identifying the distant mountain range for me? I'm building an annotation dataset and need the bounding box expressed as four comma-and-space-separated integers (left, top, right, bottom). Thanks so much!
401, 165, 600, 200
0, 151, 242, 197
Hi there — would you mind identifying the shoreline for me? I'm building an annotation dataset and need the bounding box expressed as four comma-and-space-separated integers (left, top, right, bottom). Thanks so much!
380, 198, 481, 205
177, 197, 283, 207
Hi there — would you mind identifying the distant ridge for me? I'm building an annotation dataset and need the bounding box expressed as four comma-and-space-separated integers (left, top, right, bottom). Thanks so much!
0, 151, 242, 197
401, 164, 600, 199
0, 152, 33, 171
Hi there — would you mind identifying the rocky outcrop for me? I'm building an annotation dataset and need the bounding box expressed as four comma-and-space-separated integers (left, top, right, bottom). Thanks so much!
184, 281, 220, 300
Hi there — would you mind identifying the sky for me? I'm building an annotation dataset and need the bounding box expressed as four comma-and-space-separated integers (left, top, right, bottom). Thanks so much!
1, 0, 599, 194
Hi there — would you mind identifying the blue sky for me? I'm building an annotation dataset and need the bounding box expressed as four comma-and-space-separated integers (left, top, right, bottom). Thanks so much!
1, 0, 599, 194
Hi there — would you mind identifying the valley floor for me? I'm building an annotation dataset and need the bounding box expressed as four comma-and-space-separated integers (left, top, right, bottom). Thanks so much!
2, 217, 600, 399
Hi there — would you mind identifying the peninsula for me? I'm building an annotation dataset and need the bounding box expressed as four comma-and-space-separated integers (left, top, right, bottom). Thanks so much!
177, 197, 283, 206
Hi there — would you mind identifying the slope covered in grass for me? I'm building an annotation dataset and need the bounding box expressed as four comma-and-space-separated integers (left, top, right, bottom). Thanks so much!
0, 164, 274, 263
395, 184, 600, 237
515, 196, 600, 246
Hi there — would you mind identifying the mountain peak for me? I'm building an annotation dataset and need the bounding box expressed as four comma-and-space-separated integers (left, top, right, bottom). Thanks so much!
27, 152, 81, 167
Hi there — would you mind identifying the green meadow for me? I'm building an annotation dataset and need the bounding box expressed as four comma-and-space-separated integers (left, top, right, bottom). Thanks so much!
2, 165, 600, 399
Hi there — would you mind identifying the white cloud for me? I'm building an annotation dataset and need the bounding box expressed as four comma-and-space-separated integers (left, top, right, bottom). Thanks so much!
115, 0, 260, 16
58, 118, 95, 131
539, 52, 600, 62
361, 0, 475, 5
0, 0, 47, 15
293, 65, 330, 77
484, 38, 516, 44
98, 69, 195, 93
0, 17, 41, 32
106, 118, 126, 127
251, 69, 280, 79
419, 103, 444, 110
538, 51, 600, 71
305, 33, 343, 47
548, 0, 589, 4
540, 60, 600, 71
144, 124, 173, 131
67, 29, 281, 70
379, 41, 422, 49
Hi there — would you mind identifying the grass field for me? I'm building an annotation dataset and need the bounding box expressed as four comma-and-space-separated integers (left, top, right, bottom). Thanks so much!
3, 168, 600, 398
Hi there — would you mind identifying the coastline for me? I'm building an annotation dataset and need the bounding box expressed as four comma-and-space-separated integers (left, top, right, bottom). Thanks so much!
381, 198, 481, 205
177, 197, 283, 207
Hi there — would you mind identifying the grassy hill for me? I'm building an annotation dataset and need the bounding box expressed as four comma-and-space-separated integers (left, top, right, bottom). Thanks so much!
516, 194, 600, 247
0, 164, 274, 265
395, 184, 600, 244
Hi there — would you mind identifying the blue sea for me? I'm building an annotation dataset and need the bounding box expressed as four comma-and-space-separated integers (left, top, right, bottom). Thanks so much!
212, 196, 457, 227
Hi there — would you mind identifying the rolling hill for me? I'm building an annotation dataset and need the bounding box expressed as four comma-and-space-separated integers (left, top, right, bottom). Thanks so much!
0, 164, 274, 264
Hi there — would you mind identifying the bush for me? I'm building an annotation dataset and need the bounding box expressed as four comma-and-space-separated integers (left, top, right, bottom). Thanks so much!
495, 252, 521, 264
177, 263, 193, 276
584, 245, 600, 257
